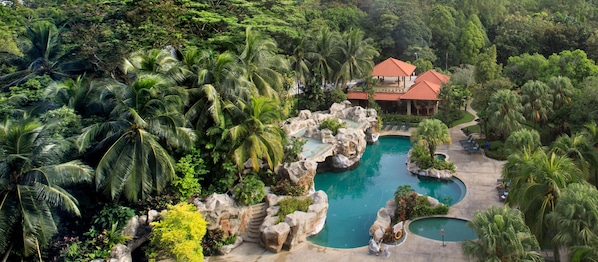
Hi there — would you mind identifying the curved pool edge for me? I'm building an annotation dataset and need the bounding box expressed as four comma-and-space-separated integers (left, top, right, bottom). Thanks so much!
407, 216, 477, 242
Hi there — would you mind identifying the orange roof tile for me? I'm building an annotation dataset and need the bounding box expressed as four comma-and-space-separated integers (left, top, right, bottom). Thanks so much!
347, 91, 402, 101
371, 58, 416, 77
414, 70, 451, 85
401, 81, 441, 101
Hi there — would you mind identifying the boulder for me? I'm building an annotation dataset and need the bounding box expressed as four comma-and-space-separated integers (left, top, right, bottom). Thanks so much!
109, 244, 131, 262
369, 208, 391, 242
332, 128, 366, 169
298, 110, 311, 120
194, 193, 249, 236
219, 236, 243, 255
261, 222, 291, 253
147, 210, 159, 223
278, 160, 318, 194
260, 191, 328, 253
122, 216, 139, 237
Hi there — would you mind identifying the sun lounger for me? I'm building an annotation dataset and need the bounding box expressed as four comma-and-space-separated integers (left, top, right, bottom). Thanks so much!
460, 136, 474, 145
395, 121, 403, 131
404, 122, 410, 131
459, 135, 473, 144
467, 145, 480, 153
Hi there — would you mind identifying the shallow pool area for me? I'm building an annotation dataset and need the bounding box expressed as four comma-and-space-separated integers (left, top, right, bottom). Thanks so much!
308, 136, 467, 248
408, 217, 477, 242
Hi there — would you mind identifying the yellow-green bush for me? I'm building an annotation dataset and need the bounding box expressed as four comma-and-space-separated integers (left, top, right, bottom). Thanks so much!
150, 203, 207, 262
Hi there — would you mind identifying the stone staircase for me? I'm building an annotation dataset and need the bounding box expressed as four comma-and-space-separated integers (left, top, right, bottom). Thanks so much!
243, 202, 268, 243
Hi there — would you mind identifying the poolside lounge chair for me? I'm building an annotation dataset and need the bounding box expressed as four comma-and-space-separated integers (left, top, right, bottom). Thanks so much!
459, 135, 474, 145
382, 122, 389, 131
467, 144, 480, 153
395, 120, 403, 131
404, 122, 410, 131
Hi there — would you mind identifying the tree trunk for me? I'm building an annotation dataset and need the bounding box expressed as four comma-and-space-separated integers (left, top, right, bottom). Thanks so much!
1, 242, 12, 262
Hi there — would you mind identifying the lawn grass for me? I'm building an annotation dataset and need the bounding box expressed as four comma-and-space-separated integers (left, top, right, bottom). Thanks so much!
450, 111, 475, 127
463, 125, 480, 133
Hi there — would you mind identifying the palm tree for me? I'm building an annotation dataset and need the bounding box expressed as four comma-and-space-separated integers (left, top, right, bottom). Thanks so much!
547, 76, 574, 110
43, 75, 108, 117
310, 28, 342, 86
411, 119, 451, 158
226, 96, 285, 172
122, 49, 187, 84
184, 49, 250, 130
334, 29, 379, 88
237, 27, 289, 99
0, 117, 93, 260
289, 35, 314, 102
0, 21, 87, 90
487, 89, 525, 139
550, 133, 597, 178
521, 80, 553, 126
503, 147, 582, 245
77, 74, 195, 201
462, 206, 543, 262
504, 129, 541, 154
547, 183, 598, 257
582, 122, 598, 187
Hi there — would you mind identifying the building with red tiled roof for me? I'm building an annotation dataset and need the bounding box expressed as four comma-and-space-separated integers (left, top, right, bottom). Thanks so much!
414, 70, 450, 85
347, 59, 448, 116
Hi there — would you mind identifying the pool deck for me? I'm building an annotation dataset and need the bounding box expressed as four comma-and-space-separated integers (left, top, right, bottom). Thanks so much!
207, 107, 505, 262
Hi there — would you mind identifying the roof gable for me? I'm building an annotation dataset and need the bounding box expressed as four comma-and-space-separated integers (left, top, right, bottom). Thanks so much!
401, 81, 441, 100
371, 58, 416, 77
414, 70, 451, 85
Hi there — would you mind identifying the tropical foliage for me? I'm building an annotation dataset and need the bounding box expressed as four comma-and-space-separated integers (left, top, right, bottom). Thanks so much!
463, 206, 542, 262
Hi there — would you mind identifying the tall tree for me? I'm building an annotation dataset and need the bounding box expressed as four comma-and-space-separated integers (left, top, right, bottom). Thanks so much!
463, 206, 542, 262
334, 29, 379, 88
237, 27, 289, 99
411, 119, 451, 159
486, 89, 525, 140
226, 96, 285, 172
547, 76, 574, 111
0, 21, 87, 90
547, 183, 598, 257
458, 15, 486, 64
505, 129, 541, 155
0, 117, 92, 260
521, 80, 553, 126
503, 148, 582, 245
78, 74, 195, 201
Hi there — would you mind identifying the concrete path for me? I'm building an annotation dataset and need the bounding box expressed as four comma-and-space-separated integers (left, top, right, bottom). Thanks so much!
208, 107, 505, 262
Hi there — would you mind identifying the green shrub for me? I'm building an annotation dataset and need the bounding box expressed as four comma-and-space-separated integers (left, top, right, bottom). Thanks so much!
283, 137, 307, 163
172, 148, 208, 201
270, 179, 305, 196
276, 197, 313, 223
92, 204, 135, 231
150, 203, 207, 262
201, 229, 234, 257
233, 175, 266, 206
319, 118, 347, 135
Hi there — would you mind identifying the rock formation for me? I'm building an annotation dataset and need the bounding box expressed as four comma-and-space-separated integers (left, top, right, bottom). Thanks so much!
260, 191, 328, 253
194, 193, 250, 236
277, 160, 318, 194
405, 150, 456, 179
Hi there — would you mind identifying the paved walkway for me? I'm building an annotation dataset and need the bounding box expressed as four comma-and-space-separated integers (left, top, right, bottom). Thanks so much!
208, 107, 505, 262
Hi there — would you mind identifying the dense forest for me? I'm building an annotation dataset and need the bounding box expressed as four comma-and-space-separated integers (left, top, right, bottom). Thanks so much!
1, 0, 598, 261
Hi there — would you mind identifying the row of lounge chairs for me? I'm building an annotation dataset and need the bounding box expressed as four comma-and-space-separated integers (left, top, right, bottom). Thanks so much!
496, 179, 510, 201
381, 121, 410, 131
459, 134, 480, 154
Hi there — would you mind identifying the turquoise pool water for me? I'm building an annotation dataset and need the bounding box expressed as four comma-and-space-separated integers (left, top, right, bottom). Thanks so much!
308, 136, 466, 248
409, 217, 477, 241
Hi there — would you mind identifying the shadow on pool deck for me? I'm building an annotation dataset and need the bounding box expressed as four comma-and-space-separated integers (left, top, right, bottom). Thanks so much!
207, 115, 505, 262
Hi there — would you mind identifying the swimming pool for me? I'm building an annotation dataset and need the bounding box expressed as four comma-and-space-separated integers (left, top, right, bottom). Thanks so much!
308, 136, 467, 248
408, 217, 477, 242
